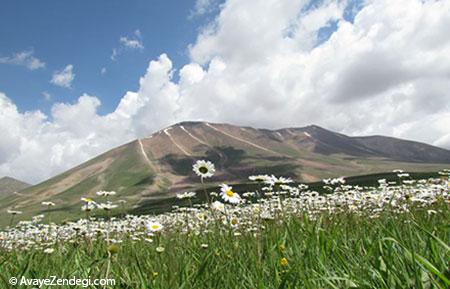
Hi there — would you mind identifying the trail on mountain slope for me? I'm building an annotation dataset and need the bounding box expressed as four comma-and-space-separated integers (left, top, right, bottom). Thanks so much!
180, 126, 209, 146
285, 129, 296, 136
205, 123, 282, 156
138, 138, 158, 173
179, 125, 235, 174
164, 129, 192, 156
136, 138, 169, 200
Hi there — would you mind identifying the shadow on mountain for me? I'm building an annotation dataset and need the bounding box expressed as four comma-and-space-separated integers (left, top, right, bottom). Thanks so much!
133, 175, 155, 186
161, 155, 196, 175
206, 146, 246, 168
161, 146, 247, 178
42, 205, 74, 214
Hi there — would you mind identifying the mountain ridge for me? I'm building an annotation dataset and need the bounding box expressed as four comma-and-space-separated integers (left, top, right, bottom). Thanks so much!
0, 176, 30, 200
1, 121, 449, 225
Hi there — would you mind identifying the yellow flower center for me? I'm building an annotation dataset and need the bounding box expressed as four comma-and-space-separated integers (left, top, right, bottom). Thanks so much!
151, 225, 160, 230
107, 244, 119, 254
280, 257, 289, 266
199, 166, 208, 174
231, 218, 238, 225
226, 190, 234, 197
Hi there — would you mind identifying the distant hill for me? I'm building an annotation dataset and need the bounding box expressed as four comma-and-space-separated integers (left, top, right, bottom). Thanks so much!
0, 176, 30, 196
1, 121, 449, 225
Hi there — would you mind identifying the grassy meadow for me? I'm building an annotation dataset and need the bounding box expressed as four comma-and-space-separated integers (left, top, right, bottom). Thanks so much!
1, 203, 449, 288
1, 164, 449, 288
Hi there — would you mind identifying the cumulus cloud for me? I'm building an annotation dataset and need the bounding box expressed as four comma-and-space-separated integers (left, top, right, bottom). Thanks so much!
0, 49, 45, 70
0, 92, 135, 183
1, 0, 450, 183
50, 64, 75, 88
111, 30, 144, 60
190, 0, 222, 17
183, 0, 450, 145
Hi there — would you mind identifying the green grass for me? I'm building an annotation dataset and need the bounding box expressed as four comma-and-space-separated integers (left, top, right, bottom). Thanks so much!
1, 202, 448, 289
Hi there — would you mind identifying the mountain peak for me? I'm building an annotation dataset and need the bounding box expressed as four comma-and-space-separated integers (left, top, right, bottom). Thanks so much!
0, 176, 30, 195
175, 121, 205, 127
0, 176, 28, 183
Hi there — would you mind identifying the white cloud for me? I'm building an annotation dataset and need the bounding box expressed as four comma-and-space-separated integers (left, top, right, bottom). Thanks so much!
101, 67, 107, 75
183, 0, 450, 145
0, 92, 136, 183
1, 0, 450, 183
190, 0, 221, 17
0, 50, 45, 70
111, 48, 119, 61
50, 65, 75, 88
111, 30, 144, 60
119, 37, 144, 49
42, 91, 51, 101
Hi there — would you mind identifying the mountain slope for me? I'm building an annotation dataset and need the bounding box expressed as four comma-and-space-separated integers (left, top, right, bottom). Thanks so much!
2, 121, 449, 225
0, 177, 30, 196
354, 135, 450, 163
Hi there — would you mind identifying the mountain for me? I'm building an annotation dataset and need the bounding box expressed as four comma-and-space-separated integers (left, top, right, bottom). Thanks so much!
1, 121, 449, 225
0, 176, 30, 196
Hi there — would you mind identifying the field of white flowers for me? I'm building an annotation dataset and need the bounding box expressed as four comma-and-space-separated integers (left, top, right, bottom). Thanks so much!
1, 162, 449, 288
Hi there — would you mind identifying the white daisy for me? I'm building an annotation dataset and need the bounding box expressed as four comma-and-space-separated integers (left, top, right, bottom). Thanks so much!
193, 160, 215, 179
96, 191, 117, 197
176, 192, 197, 199
43, 248, 55, 254
7, 209, 22, 215
397, 173, 410, 178
81, 202, 96, 212
97, 202, 118, 211
211, 200, 225, 212
146, 221, 164, 232
230, 217, 239, 227
242, 192, 256, 198
220, 184, 241, 204
41, 201, 56, 206
81, 197, 95, 203
265, 175, 293, 186
249, 174, 271, 182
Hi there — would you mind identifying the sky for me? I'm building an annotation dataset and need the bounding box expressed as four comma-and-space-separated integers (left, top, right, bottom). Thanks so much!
1, 0, 450, 184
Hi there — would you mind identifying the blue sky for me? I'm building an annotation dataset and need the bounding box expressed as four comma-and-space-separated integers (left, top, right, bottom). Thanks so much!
0, 0, 211, 115
0, 0, 356, 116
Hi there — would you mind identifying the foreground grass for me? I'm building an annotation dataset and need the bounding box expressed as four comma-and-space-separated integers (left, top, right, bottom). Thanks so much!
1, 202, 448, 289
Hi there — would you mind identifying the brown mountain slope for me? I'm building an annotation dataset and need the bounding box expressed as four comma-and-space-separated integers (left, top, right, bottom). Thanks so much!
0, 176, 30, 197
1, 121, 449, 225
